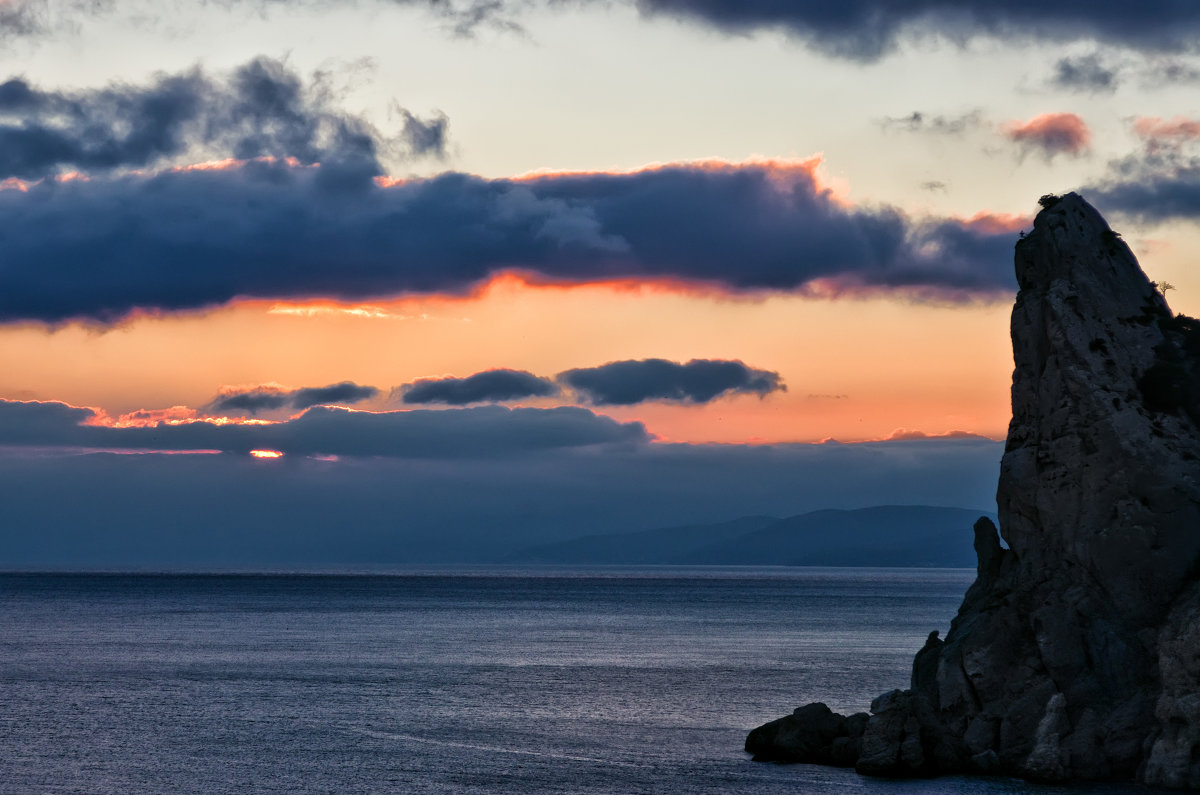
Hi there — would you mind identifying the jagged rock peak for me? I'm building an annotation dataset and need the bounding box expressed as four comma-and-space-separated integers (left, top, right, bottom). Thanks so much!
1002, 192, 1200, 625
746, 193, 1200, 789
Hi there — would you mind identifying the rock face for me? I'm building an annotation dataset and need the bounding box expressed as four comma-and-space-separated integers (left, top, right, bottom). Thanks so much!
747, 193, 1200, 787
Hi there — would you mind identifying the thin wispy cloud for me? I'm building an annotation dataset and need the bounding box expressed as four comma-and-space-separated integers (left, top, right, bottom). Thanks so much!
1044, 53, 1200, 94
1048, 53, 1120, 94
0, 398, 648, 458
0, 0, 526, 45
879, 110, 982, 135
1133, 116, 1200, 150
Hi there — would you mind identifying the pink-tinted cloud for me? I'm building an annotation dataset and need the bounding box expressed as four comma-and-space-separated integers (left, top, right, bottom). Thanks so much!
1086, 118, 1200, 223
1004, 113, 1091, 158
1133, 116, 1200, 148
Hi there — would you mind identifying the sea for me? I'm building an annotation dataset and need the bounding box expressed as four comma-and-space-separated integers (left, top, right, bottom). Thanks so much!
0, 567, 1147, 794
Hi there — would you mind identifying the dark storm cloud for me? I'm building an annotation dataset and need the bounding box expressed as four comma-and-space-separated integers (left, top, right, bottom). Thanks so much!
0, 398, 648, 457
558, 358, 784, 405
209, 382, 380, 414
628, 0, 1200, 61
399, 370, 559, 405
0, 158, 1021, 324
0, 56, 445, 180
1048, 53, 1120, 93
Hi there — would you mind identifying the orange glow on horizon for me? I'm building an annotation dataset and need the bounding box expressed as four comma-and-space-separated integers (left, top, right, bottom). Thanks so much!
510, 154, 823, 181
249, 449, 284, 459
172, 416, 277, 426
266, 302, 420, 320
230, 271, 782, 319
0, 265, 1021, 444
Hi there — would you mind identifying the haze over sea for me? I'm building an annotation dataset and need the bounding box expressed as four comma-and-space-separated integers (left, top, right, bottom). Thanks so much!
1, 567, 1141, 793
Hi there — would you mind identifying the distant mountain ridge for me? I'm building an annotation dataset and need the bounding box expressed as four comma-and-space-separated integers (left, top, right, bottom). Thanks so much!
510, 505, 994, 567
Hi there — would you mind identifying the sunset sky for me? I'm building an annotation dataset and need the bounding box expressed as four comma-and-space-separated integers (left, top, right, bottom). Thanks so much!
2, 1, 1198, 565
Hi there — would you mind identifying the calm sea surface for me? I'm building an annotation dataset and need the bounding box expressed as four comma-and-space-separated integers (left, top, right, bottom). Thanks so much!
0, 568, 1145, 793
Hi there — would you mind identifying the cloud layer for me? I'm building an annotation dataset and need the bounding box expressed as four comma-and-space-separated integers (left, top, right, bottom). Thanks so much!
1085, 116, 1200, 223
630, 0, 1200, 60
0, 0, 523, 44
399, 369, 559, 405
0, 399, 648, 458
0, 157, 1023, 324
9, 0, 1200, 66
559, 358, 784, 405
210, 382, 381, 414
0, 397, 1000, 567
0, 57, 445, 182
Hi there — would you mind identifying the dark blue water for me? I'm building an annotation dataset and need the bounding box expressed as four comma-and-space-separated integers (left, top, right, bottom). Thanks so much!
0, 568, 1145, 793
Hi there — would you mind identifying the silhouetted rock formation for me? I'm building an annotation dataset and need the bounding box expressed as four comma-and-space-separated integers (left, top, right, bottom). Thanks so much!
745, 703, 868, 766
747, 193, 1200, 788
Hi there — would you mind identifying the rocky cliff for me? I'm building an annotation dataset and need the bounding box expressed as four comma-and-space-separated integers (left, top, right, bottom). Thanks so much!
746, 193, 1200, 788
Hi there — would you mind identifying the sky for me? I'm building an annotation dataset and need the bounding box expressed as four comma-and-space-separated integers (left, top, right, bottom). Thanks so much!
2, 0, 1199, 565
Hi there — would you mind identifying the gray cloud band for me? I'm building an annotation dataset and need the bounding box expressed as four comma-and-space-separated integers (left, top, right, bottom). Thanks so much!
8, 1, 1200, 59
0, 399, 649, 457
211, 382, 381, 414
0, 159, 1020, 324
395, 360, 787, 406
